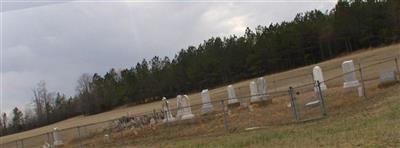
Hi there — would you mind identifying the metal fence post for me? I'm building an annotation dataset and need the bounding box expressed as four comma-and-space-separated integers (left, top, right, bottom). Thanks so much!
221, 100, 229, 131
395, 57, 399, 79
317, 81, 327, 116
77, 126, 83, 148
359, 63, 367, 99
288, 87, 299, 121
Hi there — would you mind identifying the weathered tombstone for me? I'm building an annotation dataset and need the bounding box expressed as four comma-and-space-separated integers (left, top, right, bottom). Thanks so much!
103, 134, 111, 143
248, 105, 254, 112
161, 97, 175, 123
256, 77, 269, 102
150, 118, 156, 125
250, 81, 261, 103
227, 85, 240, 107
149, 117, 156, 130
313, 66, 327, 91
43, 142, 51, 148
177, 95, 195, 120
52, 127, 64, 147
379, 70, 398, 87
201, 89, 214, 114
176, 95, 184, 119
342, 60, 360, 88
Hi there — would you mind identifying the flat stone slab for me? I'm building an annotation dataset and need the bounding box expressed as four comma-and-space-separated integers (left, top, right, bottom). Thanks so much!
305, 100, 320, 107
380, 70, 398, 83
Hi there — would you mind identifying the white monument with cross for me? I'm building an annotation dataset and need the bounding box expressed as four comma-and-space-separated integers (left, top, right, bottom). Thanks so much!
227, 85, 240, 106
52, 127, 64, 146
313, 66, 327, 91
176, 95, 195, 120
342, 60, 360, 88
162, 97, 175, 123
201, 89, 214, 114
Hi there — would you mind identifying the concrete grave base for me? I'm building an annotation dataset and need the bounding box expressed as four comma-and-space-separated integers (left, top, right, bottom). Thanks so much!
176, 117, 196, 125
180, 114, 195, 120
250, 99, 272, 106
378, 81, 399, 88
343, 80, 360, 88
343, 86, 362, 97
162, 117, 176, 123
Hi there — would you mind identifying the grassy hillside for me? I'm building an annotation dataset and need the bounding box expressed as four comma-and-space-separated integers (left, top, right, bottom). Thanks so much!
1, 44, 399, 147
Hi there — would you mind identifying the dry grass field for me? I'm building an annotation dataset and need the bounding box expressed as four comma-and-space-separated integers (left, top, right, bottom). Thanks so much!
1, 44, 399, 147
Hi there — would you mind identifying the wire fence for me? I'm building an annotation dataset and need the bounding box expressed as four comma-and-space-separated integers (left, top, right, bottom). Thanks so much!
1, 55, 399, 148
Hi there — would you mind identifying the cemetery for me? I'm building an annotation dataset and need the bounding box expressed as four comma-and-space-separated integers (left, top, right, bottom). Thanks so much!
0, 45, 399, 148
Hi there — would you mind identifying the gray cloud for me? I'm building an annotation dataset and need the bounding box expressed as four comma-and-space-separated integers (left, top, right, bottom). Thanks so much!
2, 1, 336, 113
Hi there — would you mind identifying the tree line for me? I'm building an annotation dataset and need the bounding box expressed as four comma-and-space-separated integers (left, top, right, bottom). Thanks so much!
1, 0, 399, 136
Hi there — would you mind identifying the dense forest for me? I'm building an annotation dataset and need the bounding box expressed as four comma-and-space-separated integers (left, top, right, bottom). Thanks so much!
1, 0, 400, 136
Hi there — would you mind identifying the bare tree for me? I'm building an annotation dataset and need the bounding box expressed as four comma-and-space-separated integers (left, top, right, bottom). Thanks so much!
2, 113, 7, 134
76, 73, 92, 95
32, 81, 53, 124
76, 73, 94, 114
0, 115, 3, 135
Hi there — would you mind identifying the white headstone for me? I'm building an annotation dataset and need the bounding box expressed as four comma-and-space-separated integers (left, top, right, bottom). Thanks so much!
256, 77, 268, 101
201, 89, 214, 114
342, 60, 360, 88
227, 85, 239, 105
52, 128, 64, 146
162, 97, 175, 123
177, 95, 195, 120
313, 66, 327, 91
250, 81, 261, 103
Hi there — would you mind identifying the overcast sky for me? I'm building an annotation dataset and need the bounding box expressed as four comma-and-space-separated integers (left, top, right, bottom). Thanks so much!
1, 0, 337, 114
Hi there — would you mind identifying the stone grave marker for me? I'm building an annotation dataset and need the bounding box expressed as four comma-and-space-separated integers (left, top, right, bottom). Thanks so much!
342, 60, 360, 88
250, 81, 261, 103
162, 97, 175, 123
313, 66, 327, 91
43, 142, 51, 148
103, 134, 111, 143
227, 85, 240, 107
177, 95, 195, 120
176, 95, 184, 119
256, 77, 269, 102
379, 70, 398, 86
52, 127, 64, 147
201, 89, 214, 114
